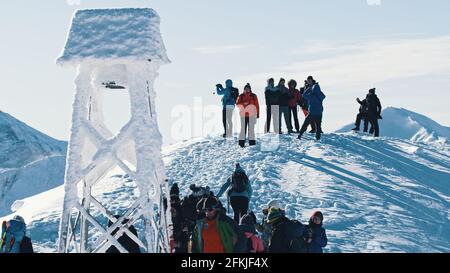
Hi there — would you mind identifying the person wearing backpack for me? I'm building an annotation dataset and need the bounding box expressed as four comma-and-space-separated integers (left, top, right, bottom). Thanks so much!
217, 163, 253, 223
365, 88, 382, 137
216, 79, 239, 138
0, 215, 34, 253
238, 212, 265, 253
298, 76, 326, 141
266, 207, 307, 253
264, 78, 280, 133
304, 211, 328, 253
236, 83, 260, 147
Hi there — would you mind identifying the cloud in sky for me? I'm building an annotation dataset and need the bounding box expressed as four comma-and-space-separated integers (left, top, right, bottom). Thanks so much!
191, 44, 262, 55
238, 36, 450, 92
367, 0, 382, 6
66, 0, 81, 5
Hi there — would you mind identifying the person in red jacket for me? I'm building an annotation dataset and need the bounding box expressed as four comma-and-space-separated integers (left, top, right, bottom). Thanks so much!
236, 83, 260, 147
287, 80, 301, 133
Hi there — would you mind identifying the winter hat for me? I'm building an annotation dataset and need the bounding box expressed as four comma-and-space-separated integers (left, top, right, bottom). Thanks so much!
202, 196, 221, 211
309, 211, 324, 227
235, 163, 245, 174
244, 83, 252, 91
266, 199, 282, 210
13, 215, 25, 224
225, 79, 233, 87
369, 88, 376, 94
170, 183, 180, 197
307, 76, 315, 82
266, 207, 282, 224
288, 79, 297, 88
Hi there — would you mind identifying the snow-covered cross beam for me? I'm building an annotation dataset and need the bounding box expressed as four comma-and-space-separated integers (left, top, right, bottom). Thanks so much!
56, 8, 172, 253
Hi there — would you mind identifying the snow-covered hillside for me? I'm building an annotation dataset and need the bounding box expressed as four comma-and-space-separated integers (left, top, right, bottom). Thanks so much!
337, 107, 450, 144
0, 111, 66, 216
2, 132, 449, 253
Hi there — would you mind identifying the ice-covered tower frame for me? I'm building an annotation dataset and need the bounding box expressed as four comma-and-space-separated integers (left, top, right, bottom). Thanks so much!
56, 8, 171, 253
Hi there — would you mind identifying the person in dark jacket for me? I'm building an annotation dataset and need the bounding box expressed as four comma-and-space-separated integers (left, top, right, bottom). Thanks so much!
264, 78, 280, 133
266, 207, 307, 253
277, 78, 292, 134
298, 76, 326, 141
191, 196, 240, 253
304, 211, 328, 253
352, 96, 370, 132
217, 163, 252, 223
180, 184, 213, 238
105, 217, 141, 253
0, 215, 34, 253
287, 80, 301, 133
216, 79, 238, 138
169, 183, 189, 253
365, 88, 382, 137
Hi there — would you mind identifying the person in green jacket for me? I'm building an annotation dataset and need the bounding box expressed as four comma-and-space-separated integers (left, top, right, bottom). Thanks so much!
191, 196, 240, 253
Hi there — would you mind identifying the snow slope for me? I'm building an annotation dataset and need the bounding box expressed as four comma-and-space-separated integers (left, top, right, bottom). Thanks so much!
0, 111, 67, 216
337, 107, 450, 144
2, 133, 449, 253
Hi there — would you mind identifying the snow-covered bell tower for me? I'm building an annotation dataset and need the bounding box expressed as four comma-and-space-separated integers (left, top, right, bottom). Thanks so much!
56, 8, 171, 253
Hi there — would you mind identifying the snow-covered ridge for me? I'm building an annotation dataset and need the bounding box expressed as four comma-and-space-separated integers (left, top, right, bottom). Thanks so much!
0, 111, 67, 216
337, 107, 450, 144
3, 133, 449, 253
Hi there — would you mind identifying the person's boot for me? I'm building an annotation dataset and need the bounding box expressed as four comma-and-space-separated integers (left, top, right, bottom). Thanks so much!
297, 133, 303, 140
249, 140, 256, 146
309, 129, 316, 134
222, 133, 226, 138
351, 127, 360, 131
238, 140, 245, 147
316, 133, 321, 141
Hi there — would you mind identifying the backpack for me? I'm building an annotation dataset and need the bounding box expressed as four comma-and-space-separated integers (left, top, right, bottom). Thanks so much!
231, 87, 239, 102
0, 220, 26, 253
230, 172, 249, 193
285, 219, 307, 253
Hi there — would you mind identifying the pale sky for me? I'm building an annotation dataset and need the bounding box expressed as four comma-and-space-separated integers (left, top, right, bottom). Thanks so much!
1, 0, 449, 144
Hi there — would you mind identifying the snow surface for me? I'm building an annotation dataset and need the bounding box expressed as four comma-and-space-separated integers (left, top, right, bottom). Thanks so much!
337, 107, 450, 144
2, 132, 449, 253
0, 111, 66, 216
57, 8, 170, 65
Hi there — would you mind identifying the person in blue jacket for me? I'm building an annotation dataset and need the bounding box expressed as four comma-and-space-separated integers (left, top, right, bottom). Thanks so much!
216, 79, 239, 138
217, 163, 253, 223
298, 76, 326, 141
304, 211, 328, 253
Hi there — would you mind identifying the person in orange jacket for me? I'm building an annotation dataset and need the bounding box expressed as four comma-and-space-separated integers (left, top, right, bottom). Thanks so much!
236, 83, 260, 147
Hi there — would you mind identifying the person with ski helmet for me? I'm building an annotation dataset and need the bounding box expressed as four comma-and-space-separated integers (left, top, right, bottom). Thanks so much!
236, 83, 260, 147
256, 200, 285, 248
217, 163, 253, 223
216, 79, 239, 138
304, 211, 328, 253
298, 76, 326, 141
190, 196, 240, 253
0, 215, 34, 253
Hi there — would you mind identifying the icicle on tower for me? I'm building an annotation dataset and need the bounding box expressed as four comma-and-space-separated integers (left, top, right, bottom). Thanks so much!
56, 8, 171, 253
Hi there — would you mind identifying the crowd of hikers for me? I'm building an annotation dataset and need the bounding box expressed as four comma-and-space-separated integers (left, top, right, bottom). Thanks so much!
169, 163, 328, 253
216, 75, 383, 146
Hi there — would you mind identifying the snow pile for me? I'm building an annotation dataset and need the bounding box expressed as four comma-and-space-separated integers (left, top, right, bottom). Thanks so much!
337, 107, 450, 144
57, 8, 170, 65
2, 132, 449, 253
0, 111, 66, 216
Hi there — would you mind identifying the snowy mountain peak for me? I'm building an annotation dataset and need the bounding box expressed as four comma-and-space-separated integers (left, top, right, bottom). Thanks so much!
0, 111, 67, 216
0, 111, 66, 169
337, 107, 450, 144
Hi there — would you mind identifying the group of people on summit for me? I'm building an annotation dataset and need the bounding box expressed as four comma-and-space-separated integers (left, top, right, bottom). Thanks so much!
216, 76, 383, 146
169, 163, 327, 254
